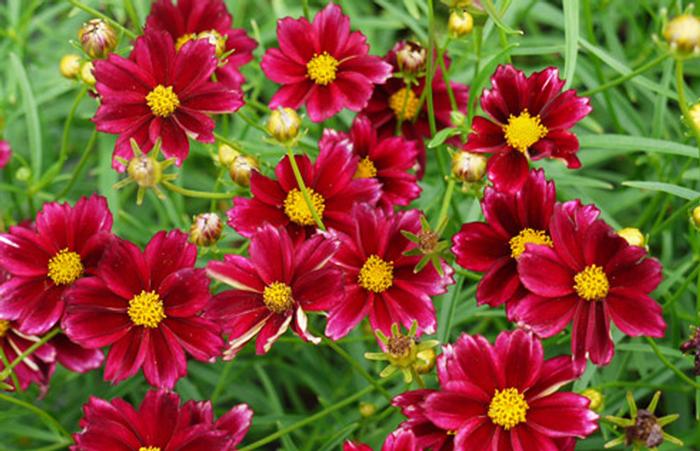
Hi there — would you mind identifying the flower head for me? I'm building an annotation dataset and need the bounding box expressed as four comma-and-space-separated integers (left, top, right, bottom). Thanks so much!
451, 149, 487, 184
465, 65, 592, 192
0, 321, 55, 391
78, 18, 117, 58
0, 140, 11, 169
63, 230, 223, 389
205, 225, 344, 357
448, 10, 474, 37
396, 41, 427, 75
261, 3, 392, 122
228, 154, 259, 187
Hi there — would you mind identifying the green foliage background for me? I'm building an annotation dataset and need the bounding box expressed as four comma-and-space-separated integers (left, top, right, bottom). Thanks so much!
1, 0, 700, 449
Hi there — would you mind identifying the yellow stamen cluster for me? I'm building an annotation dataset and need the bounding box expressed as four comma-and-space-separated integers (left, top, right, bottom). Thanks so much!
0, 320, 11, 338
488, 387, 529, 430
128, 290, 166, 328
574, 264, 609, 301
139, 447, 161, 451
283, 188, 325, 226
146, 85, 180, 118
508, 228, 553, 259
354, 156, 378, 179
503, 110, 548, 153
47, 248, 84, 286
306, 52, 340, 85
389, 87, 420, 121
175, 33, 197, 51
262, 282, 294, 314
358, 255, 394, 293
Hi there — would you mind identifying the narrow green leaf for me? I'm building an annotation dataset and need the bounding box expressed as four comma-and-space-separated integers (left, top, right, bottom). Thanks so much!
427, 127, 459, 148
622, 181, 700, 201
10, 52, 42, 180
562, 0, 579, 90
482, 0, 523, 35
579, 134, 698, 158
402, 0, 420, 19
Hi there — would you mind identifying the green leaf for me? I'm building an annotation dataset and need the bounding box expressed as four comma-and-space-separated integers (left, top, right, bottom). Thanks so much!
579, 134, 698, 159
622, 181, 700, 201
10, 52, 42, 181
562, 0, 579, 90
482, 0, 523, 35
427, 127, 459, 148
402, 0, 420, 19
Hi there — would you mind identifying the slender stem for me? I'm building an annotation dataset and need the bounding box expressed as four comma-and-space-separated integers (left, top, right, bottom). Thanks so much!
302, 0, 310, 20
214, 132, 252, 156
161, 180, 235, 200
66, 0, 137, 39
123, 0, 142, 33
55, 129, 98, 200
645, 337, 700, 389
0, 328, 61, 378
237, 110, 268, 134
0, 392, 71, 439
580, 53, 668, 97
0, 346, 22, 393
425, 0, 448, 178
437, 178, 456, 229
675, 60, 700, 155
437, 42, 458, 113
285, 147, 326, 231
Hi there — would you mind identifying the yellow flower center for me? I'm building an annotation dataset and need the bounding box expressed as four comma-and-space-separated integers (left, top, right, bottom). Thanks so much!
574, 264, 609, 301
47, 248, 84, 286
503, 110, 548, 153
508, 228, 553, 259
262, 282, 294, 314
175, 33, 197, 51
196, 30, 227, 57
283, 188, 325, 226
354, 156, 378, 179
146, 85, 180, 118
388, 87, 420, 121
127, 290, 166, 328
139, 447, 161, 451
358, 255, 394, 293
0, 320, 11, 338
488, 387, 529, 430
306, 52, 339, 85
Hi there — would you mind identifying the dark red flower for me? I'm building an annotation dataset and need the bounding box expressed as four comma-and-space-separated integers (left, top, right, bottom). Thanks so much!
0, 140, 11, 168
321, 115, 421, 210
0, 320, 55, 391
512, 200, 666, 366
0, 195, 113, 335
62, 230, 223, 389
261, 3, 392, 122
423, 330, 598, 449
51, 334, 104, 374
72, 390, 252, 450
228, 136, 381, 241
325, 205, 454, 340
464, 65, 591, 193
451, 169, 556, 316
344, 428, 418, 451
362, 41, 469, 177
145, 0, 257, 90
393, 389, 454, 451
205, 225, 343, 357
93, 28, 243, 170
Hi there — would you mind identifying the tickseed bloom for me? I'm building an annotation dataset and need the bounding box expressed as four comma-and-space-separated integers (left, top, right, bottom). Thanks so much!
664, 14, 700, 53
228, 136, 381, 240
344, 428, 418, 451
465, 65, 592, 193
146, 0, 258, 90
189, 213, 223, 247
261, 3, 392, 122
0, 195, 113, 335
63, 230, 223, 389
72, 390, 253, 450
392, 389, 454, 451
512, 200, 666, 366
205, 225, 344, 358
93, 28, 243, 171
325, 205, 454, 340
267, 107, 302, 144
423, 330, 599, 449
0, 140, 11, 168
321, 114, 421, 210
78, 18, 117, 59
0, 321, 55, 391
451, 169, 556, 315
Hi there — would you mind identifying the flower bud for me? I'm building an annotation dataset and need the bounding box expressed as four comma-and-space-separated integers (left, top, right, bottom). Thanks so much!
358, 402, 376, 418
690, 102, 700, 131
617, 227, 646, 248
267, 108, 301, 143
229, 155, 258, 187
127, 154, 163, 189
692, 205, 700, 229
59, 54, 82, 79
218, 143, 241, 167
80, 61, 96, 86
0, 140, 11, 169
414, 347, 437, 374
189, 213, 223, 247
664, 14, 700, 53
450, 111, 467, 127
15, 167, 31, 182
78, 18, 118, 59
581, 388, 604, 412
451, 150, 487, 183
396, 41, 427, 74
448, 10, 474, 37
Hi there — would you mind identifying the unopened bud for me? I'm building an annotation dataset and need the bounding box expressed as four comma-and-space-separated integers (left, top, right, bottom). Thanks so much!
692, 205, 700, 229
448, 10, 474, 37
189, 213, 223, 247
581, 388, 604, 412
664, 14, 700, 53
396, 41, 427, 74
127, 154, 162, 188
229, 155, 258, 187
60, 54, 82, 79
218, 143, 241, 167
617, 227, 646, 248
359, 402, 376, 418
80, 61, 96, 86
267, 108, 301, 143
78, 18, 118, 59
15, 167, 31, 182
451, 150, 487, 183
414, 347, 437, 374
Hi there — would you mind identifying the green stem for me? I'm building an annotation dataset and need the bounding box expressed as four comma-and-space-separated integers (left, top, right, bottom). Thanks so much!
675, 60, 700, 155
55, 129, 98, 200
0, 392, 71, 439
161, 180, 235, 200
66, 0, 137, 39
302, 0, 310, 20
285, 146, 326, 231
437, 41, 458, 113
0, 328, 61, 379
123, 0, 142, 33
645, 337, 700, 389
437, 177, 456, 228
580, 53, 669, 97
0, 346, 22, 393
237, 110, 268, 134
426, 0, 447, 177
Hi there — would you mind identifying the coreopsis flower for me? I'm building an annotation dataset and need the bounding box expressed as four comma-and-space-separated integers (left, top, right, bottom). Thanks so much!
392, 389, 453, 450
72, 390, 253, 450
146, 0, 257, 90
78, 18, 117, 59
189, 212, 223, 247
423, 330, 598, 449
451, 169, 556, 315
267, 107, 302, 144
325, 205, 454, 340
512, 200, 666, 366
261, 3, 392, 122
93, 28, 243, 171
465, 65, 591, 192
62, 230, 223, 389
344, 428, 418, 451
205, 225, 343, 358
362, 41, 469, 177
0, 140, 11, 168
321, 115, 421, 210
0, 195, 113, 335
228, 136, 381, 240
0, 320, 55, 391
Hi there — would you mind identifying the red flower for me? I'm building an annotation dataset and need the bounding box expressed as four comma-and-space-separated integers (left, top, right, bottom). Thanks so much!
512, 200, 666, 366
465, 65, 591, 193
228, 136, 381, 240
51, 334, 105, 374
261, 3, 392, 122
423, 330, 598, 449
93, 28, 243, 170
62, 230, 223, 389
321, 115, 421, 210
362, 41, 469, 177
451, 169, 556, 316
325, 205, 454, 340
0, 195, 113, 335
0, 320, 55, 391
392, 389, 454, 450
72, 390, 252, 450
0, 140, 11, 168
344, 428, 418, 451
145, 0, 257, 90
205, 225, 343, 357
